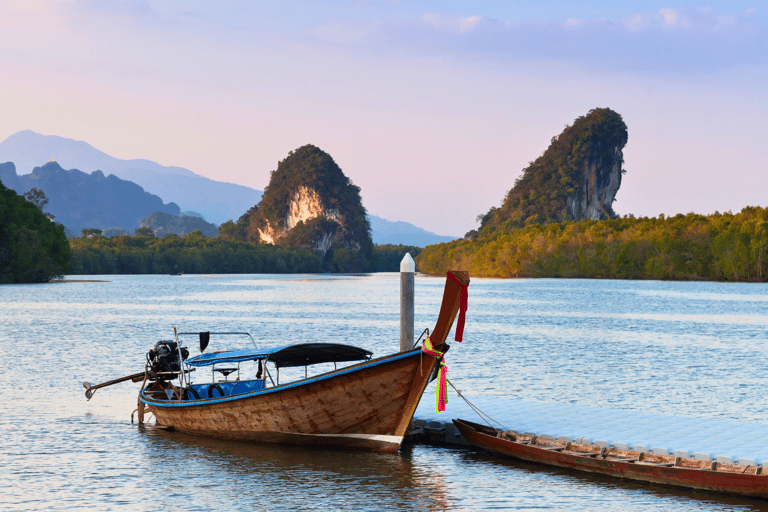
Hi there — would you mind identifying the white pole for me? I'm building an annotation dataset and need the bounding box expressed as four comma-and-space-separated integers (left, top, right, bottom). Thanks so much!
400, 253, 415, 352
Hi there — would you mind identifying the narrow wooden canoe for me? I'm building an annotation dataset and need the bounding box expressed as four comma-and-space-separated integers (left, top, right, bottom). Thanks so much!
139, 271, 469, 452
454, 419, 768, 498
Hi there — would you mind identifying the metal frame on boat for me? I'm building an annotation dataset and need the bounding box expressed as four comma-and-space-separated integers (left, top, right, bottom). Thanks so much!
453, 419, 768, 498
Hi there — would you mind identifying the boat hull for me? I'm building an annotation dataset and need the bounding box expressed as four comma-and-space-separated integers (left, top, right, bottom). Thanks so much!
142, 348, 437, 452
454, 419, 768, 498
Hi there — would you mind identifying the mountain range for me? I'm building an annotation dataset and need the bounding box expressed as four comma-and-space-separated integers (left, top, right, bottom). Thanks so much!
0, 130, 455, 247
0, 130, 259, 226
1, 161, 180, 236
367, 216, 455, 246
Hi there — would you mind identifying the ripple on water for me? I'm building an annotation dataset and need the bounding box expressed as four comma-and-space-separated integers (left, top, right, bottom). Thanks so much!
2, 275, 768, 510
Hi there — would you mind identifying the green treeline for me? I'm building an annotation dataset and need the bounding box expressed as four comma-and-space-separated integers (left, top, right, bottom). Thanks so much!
416, 207, 768, 281
1, 182, 70, 283
70, 232, 323, 274
69, 232, 421, 274
372, 244, 421, 272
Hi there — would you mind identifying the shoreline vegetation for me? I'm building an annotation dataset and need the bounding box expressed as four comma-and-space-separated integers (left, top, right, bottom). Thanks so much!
68, 232, 421, 275
1, 182, 70, 283
415, 207, 768, 282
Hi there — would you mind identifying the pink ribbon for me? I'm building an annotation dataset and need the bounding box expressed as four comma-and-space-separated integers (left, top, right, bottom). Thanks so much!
436, 361, 448, 413
423, 337, 448, 413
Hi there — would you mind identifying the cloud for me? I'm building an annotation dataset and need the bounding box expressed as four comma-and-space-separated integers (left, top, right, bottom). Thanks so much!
564, 18, 585, 28
340, 7, 768, 75
658, 8, 687, 28
625, 7, 764, 34
623, 14, 650, 33
421, 13, 488, 34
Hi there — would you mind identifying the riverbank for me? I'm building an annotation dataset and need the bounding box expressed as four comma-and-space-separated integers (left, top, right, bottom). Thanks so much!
416, 207, 768, 282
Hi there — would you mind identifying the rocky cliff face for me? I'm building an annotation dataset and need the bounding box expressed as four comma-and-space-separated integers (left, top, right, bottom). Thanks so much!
226, 145, 372, 271
256, 185, 344, 248
566, 143, 624, 221
474, 108, 627, 236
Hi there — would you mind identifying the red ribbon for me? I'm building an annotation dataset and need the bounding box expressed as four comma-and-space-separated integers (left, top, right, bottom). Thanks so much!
447, 272, 469, 342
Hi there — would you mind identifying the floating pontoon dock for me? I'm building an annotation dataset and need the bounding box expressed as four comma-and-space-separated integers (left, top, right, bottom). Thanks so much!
413, 390, 768, 467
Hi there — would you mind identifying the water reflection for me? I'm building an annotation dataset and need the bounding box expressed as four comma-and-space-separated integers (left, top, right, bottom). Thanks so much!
452, 448, 768, 512
140, 428, 448, 511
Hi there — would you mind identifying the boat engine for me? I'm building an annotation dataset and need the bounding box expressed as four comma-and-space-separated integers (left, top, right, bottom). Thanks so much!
147, 340, 189, 380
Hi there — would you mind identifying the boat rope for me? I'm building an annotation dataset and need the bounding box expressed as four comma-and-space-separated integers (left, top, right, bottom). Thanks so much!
446, 378, 511, 432
412, 328, 430, 349
446, 272, 469, 342
422, 337, 448, 412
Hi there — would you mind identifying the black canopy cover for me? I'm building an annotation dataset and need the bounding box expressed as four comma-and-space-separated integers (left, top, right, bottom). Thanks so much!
270, 343, 373, 368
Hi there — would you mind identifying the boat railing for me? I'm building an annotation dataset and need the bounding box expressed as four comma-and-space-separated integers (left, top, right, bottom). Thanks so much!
176, 331, 257, 389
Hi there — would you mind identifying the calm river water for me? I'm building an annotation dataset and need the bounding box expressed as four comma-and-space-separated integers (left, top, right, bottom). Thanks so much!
3, 273, 768, 511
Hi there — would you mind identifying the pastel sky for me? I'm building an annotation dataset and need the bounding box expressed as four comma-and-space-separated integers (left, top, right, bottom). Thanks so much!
1, 1, 766, 236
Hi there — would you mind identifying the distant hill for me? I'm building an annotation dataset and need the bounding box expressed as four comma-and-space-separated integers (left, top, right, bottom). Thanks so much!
141, 211, 219, 238
475, 108, 627, 237
6, 161, 180, 235
0, 130, 262, 225
367, 215, 456, 247
103, 227, 132, 237
224, 145, 373, 272
0, 162, 20, 190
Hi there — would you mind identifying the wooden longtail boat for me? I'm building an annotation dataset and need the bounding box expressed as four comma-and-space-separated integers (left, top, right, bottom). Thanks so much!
454, 419, 768, 498
85, 271, 469, 453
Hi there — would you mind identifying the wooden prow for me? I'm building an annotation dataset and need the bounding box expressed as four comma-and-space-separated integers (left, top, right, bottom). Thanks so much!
392, 270, 470, 436
429, 270, 470, 349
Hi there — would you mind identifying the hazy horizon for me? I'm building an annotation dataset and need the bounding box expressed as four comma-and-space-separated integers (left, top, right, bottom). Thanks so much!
1, 1, 766, 237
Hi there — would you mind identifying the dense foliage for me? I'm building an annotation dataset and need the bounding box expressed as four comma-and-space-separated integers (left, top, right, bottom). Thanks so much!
417, 207, 768, 282
0, 181, 71, 283
372, 244, 422, 272
475, 108, 627, 236
69, 230, 422, 275
69, 231, 323, 274
222, 145, 374, 272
